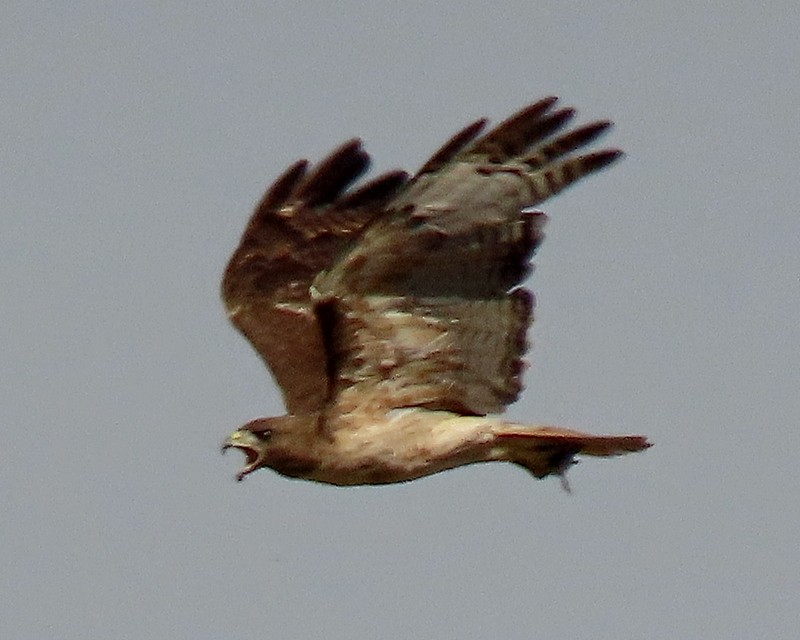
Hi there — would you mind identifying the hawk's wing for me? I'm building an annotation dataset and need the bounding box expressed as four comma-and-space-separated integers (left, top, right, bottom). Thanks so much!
222, 141, 408, 414
314, 97, 621, 416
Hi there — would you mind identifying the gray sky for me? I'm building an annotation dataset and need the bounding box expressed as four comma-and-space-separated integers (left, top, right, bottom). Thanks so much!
3, 2, 799, 639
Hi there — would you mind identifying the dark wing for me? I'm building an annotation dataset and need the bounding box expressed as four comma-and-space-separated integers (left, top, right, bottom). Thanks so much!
222, 140, 408, 414
315, 97, 621, 416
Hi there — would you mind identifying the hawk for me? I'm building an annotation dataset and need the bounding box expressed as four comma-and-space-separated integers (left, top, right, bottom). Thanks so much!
222, 96, 650, 488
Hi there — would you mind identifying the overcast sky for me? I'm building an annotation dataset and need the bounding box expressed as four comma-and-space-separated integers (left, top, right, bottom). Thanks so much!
3, 2, 799, 639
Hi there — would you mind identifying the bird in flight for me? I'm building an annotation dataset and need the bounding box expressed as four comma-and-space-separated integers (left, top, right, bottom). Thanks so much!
221, 96, 650, 488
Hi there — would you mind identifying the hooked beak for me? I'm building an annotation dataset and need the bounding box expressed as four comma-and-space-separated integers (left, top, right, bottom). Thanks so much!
222, 429, 266, 481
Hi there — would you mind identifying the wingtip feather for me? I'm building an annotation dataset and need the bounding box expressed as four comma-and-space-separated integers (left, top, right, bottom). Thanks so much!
294, 138, 371, 206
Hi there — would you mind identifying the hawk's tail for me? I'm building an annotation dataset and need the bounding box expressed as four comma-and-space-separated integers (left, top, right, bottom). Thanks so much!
492, 425, 651, 482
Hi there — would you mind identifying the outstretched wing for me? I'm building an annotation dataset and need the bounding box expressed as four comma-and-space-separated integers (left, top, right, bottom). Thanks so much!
315, 97, 621, 416
222, 141, 408, 414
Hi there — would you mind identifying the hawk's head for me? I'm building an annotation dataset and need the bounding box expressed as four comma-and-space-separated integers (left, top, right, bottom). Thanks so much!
222, 416, 320, 481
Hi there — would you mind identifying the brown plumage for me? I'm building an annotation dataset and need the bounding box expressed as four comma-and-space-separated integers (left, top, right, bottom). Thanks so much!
221, 97, 650, 487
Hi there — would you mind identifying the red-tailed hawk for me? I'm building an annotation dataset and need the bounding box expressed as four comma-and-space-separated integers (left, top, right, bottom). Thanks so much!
222, 96, 650, 487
